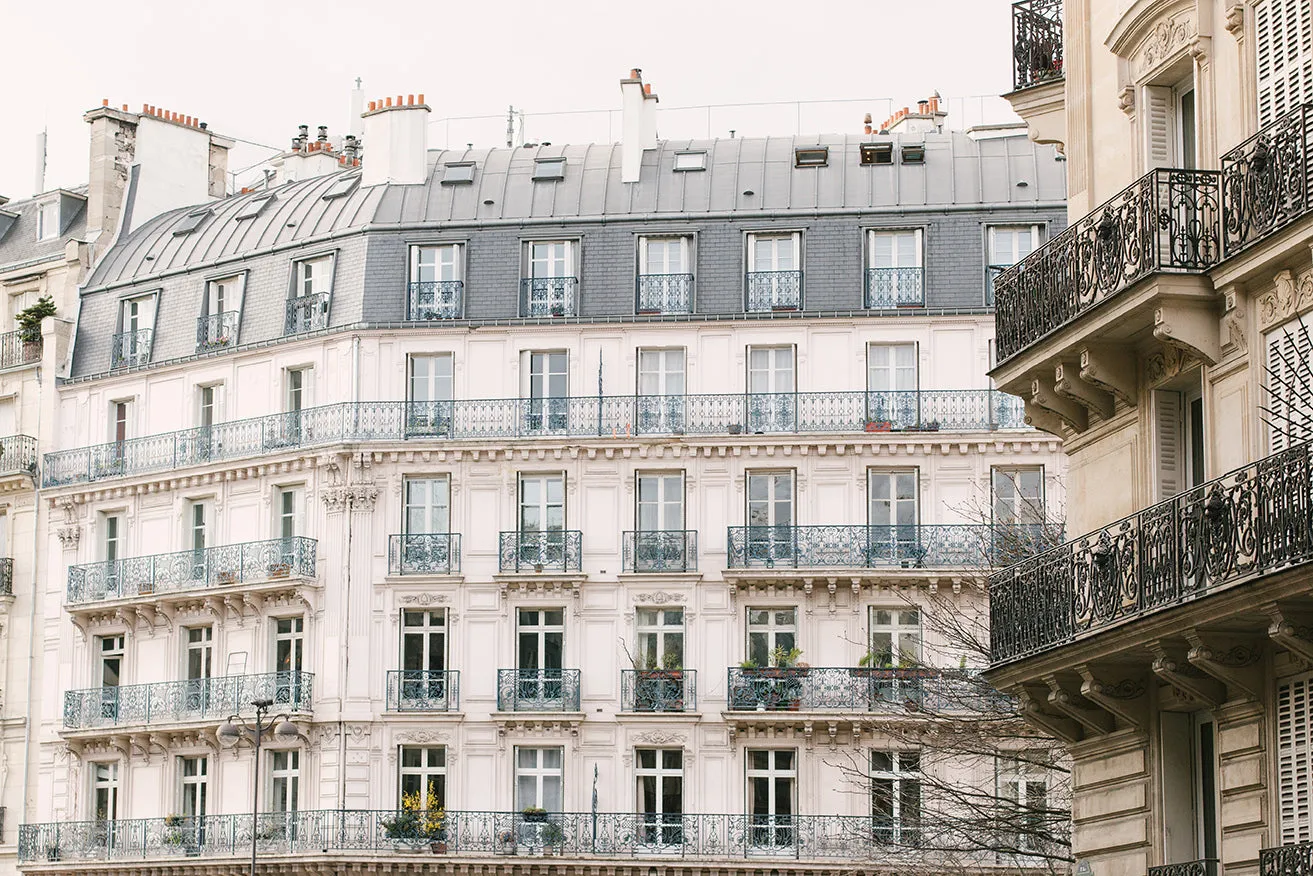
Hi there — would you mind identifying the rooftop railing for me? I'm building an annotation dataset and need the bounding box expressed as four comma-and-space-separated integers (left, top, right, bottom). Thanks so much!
408, 280, 464, 320
725, 667, 1007, 712
386, 669, 460, 712
285, 292, 330, 335
1011, 0, 1064, 91
745, 271, 802, 312
388, 533, 462, 575
110, 329, 153, 369
496, 668, 582, 711
636, 273, 693, 314
621, 668, 697, 712
62, 670, 314, 730
498, 531, 583, 573
0, 329, 40, 370
727, 524, 1060, 570
0, 435, 38, 476
864, 267, 924, 308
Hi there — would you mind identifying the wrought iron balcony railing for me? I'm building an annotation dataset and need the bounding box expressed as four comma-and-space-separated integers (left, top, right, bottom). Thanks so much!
18, 809, 949, 863
864, 267, 924, 308
621, 669, 697, 712
42, 390, 1030, 488
990, 443, 1313, 666
1261, 842, 1313, 876
727, 524, 1060, 570
408, 280, 464, 320
388, 533, 461, 575
66, 536, 317, 605
195, 311, 239, 352
285, 292, 330, 335
622, 530, 698, 572
386, 669, 460, 711
1012, 0, 1063, 91
1148, 861, 1217, 876
992, 167, 1221, 364
0, 328, 41, 370
63, 670, 314, 730
0, 435, 38, 476
745, 270, 803, 312
110, 329, 153, 369
496, 668, 582, 711
498, 531, 583, 573
0, 558, 12, 597
520, 277, 578, 317
725, 666, 1008, 712
1222, 103, 1313, 257
636, 273, 693, 314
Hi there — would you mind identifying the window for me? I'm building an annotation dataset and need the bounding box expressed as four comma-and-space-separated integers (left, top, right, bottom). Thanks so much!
440, 163, 475, 185
188, 501, 209, 554
206, 276, 241, 317
103, 514, 122, 563
98, 635, 124, 722
184, 626, 213, 680
635, 607, 684, 670
269, 750, 300, 813
746, 233, 802, 311
532, 158, 567, 181
1257, 0, 1313, 126
636, 348, 686, 432
404, 477, 450, 535
111, 401, 131, 444
173, 209, 211, 236
867, 230, 923, 307
745, 471, 795, 564
400, 747, 447, 809
1153, 382, 1206, 498
200, 275, 243, 350
179, 756, 209, 820
636, 748, 684, 845
322, 174, 359, 200
747, 607, 797, 667
1278, 674, 1313, 844
234, 193, 274, 221
116, 294, 156, 365
91, 761, 120, 821
900, 143, 925, 164
640, 237, 691, 276
1142, 77, 1197, 170
516, 608, 565, 707
36, 201, 59, 241
276, 487, 301, 540
992, 467, 1045, 525
409, 245, 464, 319
524, 242, 576, 316
998, 753, 1050, 856
294, 256, 333, 299
197, 385, 220, 429
987, 226, 1039, 305
869, 470, 919, 560
746, 346, 796, 432
399, 610, 449, 707
746, 749, 796, 848
636, 473, 684, 532
861, 142, 894, 165
1268, 316, 1313, 452
871, 750, 921, 845
672, 151, 707, 171
406, 354, 454, 436
515, 746, 563, 810
285, 368, 308, 414
794, 147, 828, 167
274, 617, 305, 675
869, 609, 922, 667
526, 352, 568, 433
867, 344, 918, 425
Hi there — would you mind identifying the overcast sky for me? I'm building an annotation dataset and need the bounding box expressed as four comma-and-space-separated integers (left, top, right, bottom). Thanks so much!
3, 0, 1020, 200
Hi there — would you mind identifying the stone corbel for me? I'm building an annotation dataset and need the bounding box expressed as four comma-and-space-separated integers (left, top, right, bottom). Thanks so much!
1151, 642, 1226, 708
1185, 631, 1263, 700
1044, 675, 1113, 735
1118, 86, 1136, 117
1054, 361, 1115, 420
1079, 345, 1138, 406
1225, 3, 1244, 38
1030, 378, 1089, 433
1267, 604, 1313, 668
1153, 305, 1220, 365
1191, 36, 1212, 65
1077, 666, 1149, 731
56, 526, 81, 550
1022, 400, 1066, 438
1220, 286, 1248, 358
1015, 685, 1082, 744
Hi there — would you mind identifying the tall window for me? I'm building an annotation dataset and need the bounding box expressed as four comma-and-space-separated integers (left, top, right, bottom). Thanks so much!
871, 750, 921, 845
746, 346, 796, 432
636, 473, 683, 532
273, 616, 306, 705
992, 467, 1045, 525
867, 230, 923, 306
179, 756, 209, 819
530, 241, 573, 279
869, 470, 918, 559
399, 747, 447, 809
97, 634, 123, 722
515, 746, 564, 810
407, 355, 454, 435
516, 608, 565, 707
103, 514, 122, 563
636, 348, 686, 432
745, 471, 794, 563
404, 477, 450, 535
869, 609, 922, 667
118, 295, 156, 364
188, 501, 209, 553
746, 749, 796, 848
519, 474, 565, 534
276, 487, 301, 540
269, 750, 300, 813
197, 385, 220, 429
1278, 674, 1313, 844
285, 368, 308, 413
987, 226, 1038, 304
402, 610, 447, 675
111, 400, 130, 444
91, 762, 120, 821
636, 748, 683, 845
746, 233, 802, 311
206, 275, 241, 317
747, 607, 797, 667
868, 344, 917, 392
526, 351, 568, 432
525, 241, 575, 316
184, 626, 213, 680
1153, 381, 1206, 499
294, 256, 333, 298
410, 244, 464, 319
36, 201, 60, 241
998, 753, 1050, 855
635, 608, 684, 670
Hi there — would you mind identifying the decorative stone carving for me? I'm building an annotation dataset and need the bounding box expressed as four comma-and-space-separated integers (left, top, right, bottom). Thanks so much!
395, 729, 450, 745
1145, 345, 1200, 386
57, 526, 81, 548
632, 730, 686, 745
399, 593, 450, 606
1118, 86, 1136, 116
1259, 268, 1313, 331
633, 592, 687, 604
1135, 13, 1195, 75
1225, 3, 1245, 37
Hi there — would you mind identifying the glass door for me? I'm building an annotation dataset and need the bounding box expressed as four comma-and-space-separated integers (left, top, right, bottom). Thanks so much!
746, 347, 795, 433
867, 344, 918, 427
637, 748, 684, 847
99, 635, 124, 723
746, 750, 795, 850
183, 626, 213, 715
868, 470, 919, 564
518, 475, 565, 568
635, 473, 685, 571
407, 354, 454, 437
746, 472, 794, 565
636, 348, 686, 433
516, 608, 564, 708
273, 617, 305, 707
527, 352, 568, 434
401, 609, 448, 708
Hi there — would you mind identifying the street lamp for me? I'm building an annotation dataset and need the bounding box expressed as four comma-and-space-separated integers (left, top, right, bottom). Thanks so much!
217, 698, 301, 876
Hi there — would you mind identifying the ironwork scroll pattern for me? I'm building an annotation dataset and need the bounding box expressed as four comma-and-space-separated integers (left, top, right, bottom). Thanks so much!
1012, 0, 1064, 91
1222, 104, 1310, 257
62, 671, 314, 729
386, 669, 460, 712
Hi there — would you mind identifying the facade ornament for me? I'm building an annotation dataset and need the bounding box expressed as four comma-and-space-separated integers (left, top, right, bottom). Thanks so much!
398, 593, 450, 606
56, 526, 81, 549
1258, 268, 1313, 330
631, 730, 687, 745
394, 729, 451, 745
1135, 13, 1195, 76
1225, 3, 1245, 37
633, 591, 687, 604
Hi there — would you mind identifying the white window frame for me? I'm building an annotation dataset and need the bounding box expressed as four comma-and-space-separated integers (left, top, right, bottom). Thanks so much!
1278, 672, 1313, 843
514, 746, 564, 810
293, 255, 334, 299
868, 469, 919, 529
1256, 0, 1313, 127
746, 607, 797, 667
997, 753, 1050, 856
867, 344, 918, 392
196, 384, 222, 429
404, 476, 451, 535
870, 750, 922, 846
745, 748, 796, 848
178, 755, 209, 819
519, 473, 565, 534
285, 367, 309, 413
401, 609, 447, 671
746, 232, 801, 273
91, 761, 120, 821
410, 244, 464, 284
635, 747, 684, 841
868, 229, 923, 268
103, 514, 123, 563
36, 201, 60, 242
636, 472, 684, 532
636, 348, 686, 397
273, 616, 305, 674
529, 240, 574, 279
205, 274, 245, 318
639, 236, 691, 275
868, 608, 923, 668
398, 746, 447, 809
408, 354, 455, 403
276, 486, 302, 540
635, 607, 684, 670
992, 467, 1045, 526
183, 625, 214, 680
268, 749, 300, 814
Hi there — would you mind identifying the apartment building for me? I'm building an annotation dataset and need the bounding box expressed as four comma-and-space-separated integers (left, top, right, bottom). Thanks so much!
18, 74, 1067, 874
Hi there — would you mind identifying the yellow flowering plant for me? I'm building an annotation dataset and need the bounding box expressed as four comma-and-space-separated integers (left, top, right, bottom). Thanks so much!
383, 784, 446, 841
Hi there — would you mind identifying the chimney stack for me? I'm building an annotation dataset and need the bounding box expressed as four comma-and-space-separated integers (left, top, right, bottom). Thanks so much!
360, 92, 430, 186
879, 94, 948, 136
272, 125, 344, 184
620, 68, 659, 184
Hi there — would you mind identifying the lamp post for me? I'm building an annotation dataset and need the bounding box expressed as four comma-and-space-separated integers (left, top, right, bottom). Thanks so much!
217, 698, 301, 876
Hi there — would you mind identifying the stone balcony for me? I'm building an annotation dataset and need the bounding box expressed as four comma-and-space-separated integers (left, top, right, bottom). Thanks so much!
1005, 0, 1065, 150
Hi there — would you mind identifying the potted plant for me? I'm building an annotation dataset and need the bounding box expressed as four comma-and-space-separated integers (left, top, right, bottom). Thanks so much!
521, 806, 547, 823
550, 304, 565, 317
383, 788, 446, 850
15, 295, 55, 357
634, 650, 685, 711
727, 423, 744, 435
266, 562, 292, 579
865, 420, 893, 432
163, 814, 185, 848
540, 820, 565, 853
498, 828, 516, 855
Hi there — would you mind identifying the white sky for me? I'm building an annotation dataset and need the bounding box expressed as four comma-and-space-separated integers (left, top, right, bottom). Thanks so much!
3, 0, 1020, 200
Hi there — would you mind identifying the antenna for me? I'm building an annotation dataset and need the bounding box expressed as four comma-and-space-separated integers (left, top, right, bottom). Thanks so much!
34, 129, 47, 195
507, 105, 516, 148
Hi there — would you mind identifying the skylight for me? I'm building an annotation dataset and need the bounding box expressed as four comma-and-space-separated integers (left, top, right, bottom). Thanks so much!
322, 174, 360, 200
794, 147, 829, 168
234, 193, 275, 221
673, 151, 707, 172
532, 158, 567, 181
901, 143, 926, 164
441, 163, 476, 185
860, 143, 894, 166
172, 209, 211, 236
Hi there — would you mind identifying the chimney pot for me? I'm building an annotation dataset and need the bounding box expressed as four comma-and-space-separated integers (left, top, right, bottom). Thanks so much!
122, 104, 128, 112
407, 94, 415, 105
644, 83, 651, 95
102, 98, 109, 107
418, 93, 425, 104
386, 97, 393, 107
317, 125, 328, 141
396, 94, 403, 106
368, 101, 376, 111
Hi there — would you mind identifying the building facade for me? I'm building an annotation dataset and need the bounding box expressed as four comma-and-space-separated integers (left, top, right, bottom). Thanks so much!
18, 76, 1066, 874
991, 0, 1313, 874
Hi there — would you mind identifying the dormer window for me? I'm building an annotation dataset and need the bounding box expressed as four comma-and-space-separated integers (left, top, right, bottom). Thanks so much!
794, 147, 829, 168
36, 201, 59, 241
441, 163, 476, 185
860, 143, 894, 166
173, 210, 211, 237
900, 143, 925, 164
673, 151, 707, 172
322, 174, 360, 200
533, 158, 566, 182
234, 193, 275, 221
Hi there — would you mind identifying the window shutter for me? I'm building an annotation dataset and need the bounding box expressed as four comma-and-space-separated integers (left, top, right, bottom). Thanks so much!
1257, 0, 1313, 127
1153, 390, 1184, 501
1279, 674, 1313, 844
1267, 316, 1313, 453
1143, 86, 1176, 170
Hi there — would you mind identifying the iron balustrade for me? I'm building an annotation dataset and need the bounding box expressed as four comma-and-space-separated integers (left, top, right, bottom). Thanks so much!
196, 311, 240, 352
110, 329, 153, 369
636, 273, 694, 314
285, 292, 330, 334
386, 669, 460, 711
992, 167, 1221, 365
1261, 842, 1313, 875
864, 267, 925, 308
0, 558, 11, 597
18, 809, 950, 862
745, 270, 803, 312
0, 329, 40, 370
66, 536, 317, 605
62, 670, 314, 730
496, 668, 581, 711
726, 524, 1059, 569
520, 277, 578, 317
1148, 861, 1217, 876
0, 435, 38, 476
388, 533, 462, 575
498, 531, 582, 572
725, 666, 1008, 712
1012, 0, 1064, 91
42, 391, 1029, 488
622, 530, 698, 572
408, 280, 464, 320
990, 443, 1313, 665
1222, 103, 1313, 257
621, 669, 697, 712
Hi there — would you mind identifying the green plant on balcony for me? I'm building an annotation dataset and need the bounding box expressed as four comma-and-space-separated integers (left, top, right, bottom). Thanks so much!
520, 806, 547, 822
382, 786, 446, 846
16, 295, 55, 344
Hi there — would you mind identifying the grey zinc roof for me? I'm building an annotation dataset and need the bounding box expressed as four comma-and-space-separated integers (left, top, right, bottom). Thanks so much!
0, 187, 88, 272
87, 131, 1064, 289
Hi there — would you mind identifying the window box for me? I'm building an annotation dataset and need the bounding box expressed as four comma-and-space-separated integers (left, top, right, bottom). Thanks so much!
267, 563, 291, 579
865, 420, 893, 432
215, 571, 238, 585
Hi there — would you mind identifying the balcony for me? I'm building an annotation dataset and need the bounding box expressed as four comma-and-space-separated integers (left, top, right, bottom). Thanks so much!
495, 668, 581, 712
408, 280, 464, 320
388, 533, 462, 575
864, 267, 924, 308
726, 524, 1058, 570
725, 666, 1005, 713
0, 435, 38, 477
386, 669, 460, 712
622, 530, 698, 573
1011, 0, 1063, 92
1148, 862, 1217, 876
284, 292, 330, 334
1262, 843, 1312, 875
636, 273, 693, 314
745, 270, 802, 312
0, 558, 11, 596
109, 329, 152, 369
66, 536, 317, 606
0, 328, 41, 370
620, 669, 697, 712
498, 531, 582, 573
195, 311, 239, 352
1221, 103, 1313, 258
62, 670, 314, 730
519, 277, 577, 317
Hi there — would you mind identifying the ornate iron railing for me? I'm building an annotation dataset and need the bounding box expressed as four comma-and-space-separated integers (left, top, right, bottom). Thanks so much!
0, 558, 12, 597
745, 271, 803, 312
285, 292, 330, 334
0, 435, 38, 476
990, 443, 1313, 665
636, 274, 694, 314
110, 329, 153, 369
388, 533, 461, 575
1012, 0, 1063, 91
992, 168, 1221, 364
496, 669, 582, 711
0, 329, 40, 370
727, 524, 1059, 569
622, 531, 698, 572
195, 311, 239, 352
386, 669, 460, 711
1148, 860, 1217, 876
498, 531, 582, 573
621, 669, 697, 712
63, 670, 314, 729
725, 667, 1007, 712
520, 277, 578, 317
864, 267, 924, 308
1222, 103, 1313, 257
1261, 842, 1313, 875
66, 536, 317, 605
18, 809, 944, 863
43, 390, 1030, 488
408, 280, 464, 320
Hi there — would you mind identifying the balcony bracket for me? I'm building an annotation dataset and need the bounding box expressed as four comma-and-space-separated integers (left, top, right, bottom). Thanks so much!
1023, 400, 1067, 438
1151, 643, 1226, 708
1016, 685, 1083, 743
1044, 675, 1114, 735
1080, 345, 1138, 406
1078, 666, 1150, 731
1031, 378, 1089, 433
1186, 631, 1264, 701
1153, 305, 1221, 366
1267, 605, 1313, 669
1055, 361, 1115, 420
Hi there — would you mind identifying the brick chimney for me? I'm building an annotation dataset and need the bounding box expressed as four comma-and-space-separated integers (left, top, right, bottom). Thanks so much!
620, 69, 659, 184
875, 94, 948, 136
361, 94, 430, 186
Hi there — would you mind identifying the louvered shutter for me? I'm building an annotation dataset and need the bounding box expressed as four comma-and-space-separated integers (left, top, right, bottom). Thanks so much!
1143, 86, 1176, 170
1267, 316, 1313, 452
1154, 390, 1184, 501
1279, 674, 1313, 844
1257, 0, 1313, 127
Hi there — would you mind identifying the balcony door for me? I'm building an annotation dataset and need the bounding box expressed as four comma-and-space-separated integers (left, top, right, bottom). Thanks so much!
91, 761, 120, 834
868, 470, 919, 564
635, 473, 686, 571
188, 501, 209, 581
518, 474, 565, 567
528, 241, 574, 315
273, 617, 304, 707
401, 609, 447, 706
636, 748, 684, 847
407, 354, 454, 437
527, 351, 568, 433
517, 608, 565, 708
183, 626, 214, 714
268, 749, 300, 842
747, 233, 800, 310
403, 477, 451, 569
746, 749, 796, 849
867, 344, 918, 427
636, 348, 686, 433
746, 471, 794, 564
515, 746, 564, 814
99, 635, 124, 723
746, 346, 795, 433
411, 244, 463, 319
